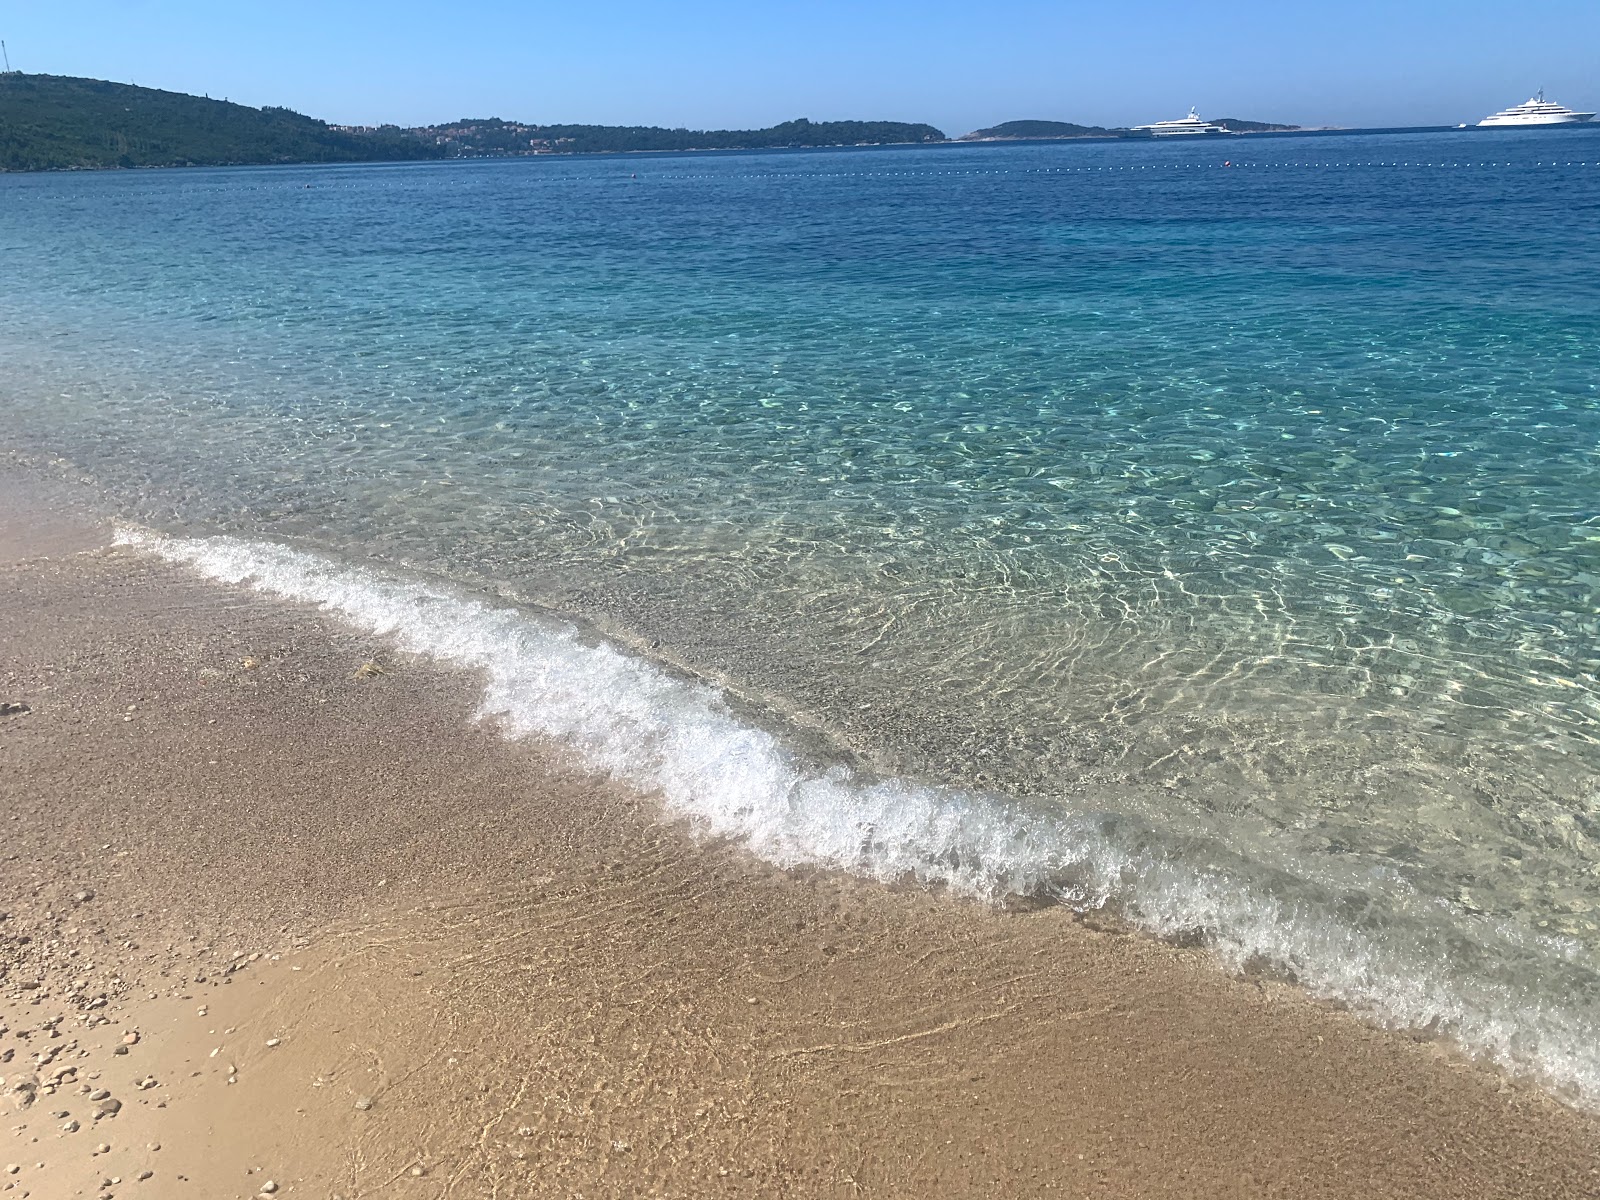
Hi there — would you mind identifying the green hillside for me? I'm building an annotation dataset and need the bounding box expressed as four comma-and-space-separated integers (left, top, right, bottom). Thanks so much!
961, 116, 1301, 140
1209, 117, 1301, 132
0, 74, 947, 172
960, 119, 1116, 140
0, 74, 1302, 173
425, 116, 947, 156
0, 74, 439, 171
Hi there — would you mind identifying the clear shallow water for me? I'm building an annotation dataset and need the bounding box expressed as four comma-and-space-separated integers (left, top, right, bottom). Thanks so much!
5, 130, 1600, 1102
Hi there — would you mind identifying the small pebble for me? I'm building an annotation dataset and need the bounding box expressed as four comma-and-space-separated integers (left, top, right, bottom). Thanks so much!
260, 1182, 278, 1195
265, 1039, 281, 1048
137, 1170, 153, 1182
353, 1096, 373, 1111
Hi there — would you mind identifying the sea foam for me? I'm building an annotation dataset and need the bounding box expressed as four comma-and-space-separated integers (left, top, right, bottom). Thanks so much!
118, 527, 1600, 1109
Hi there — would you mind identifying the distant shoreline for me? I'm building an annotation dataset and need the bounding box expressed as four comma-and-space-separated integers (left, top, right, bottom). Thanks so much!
11, 122, 1597, 177
4, 72, 1598, 176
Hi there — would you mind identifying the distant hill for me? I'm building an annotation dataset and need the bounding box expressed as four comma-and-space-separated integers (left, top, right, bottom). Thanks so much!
1208, 117, 1300, 133
960, 116, 1302, 141
417, 116, 946, 156
960, 120, 1117, 141
0, 75, 948, 172
0, 74, 439, 171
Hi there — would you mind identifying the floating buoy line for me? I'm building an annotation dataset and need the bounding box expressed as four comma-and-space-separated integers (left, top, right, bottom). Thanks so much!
130, 157, 1600, 194
556, 159, 1600, 184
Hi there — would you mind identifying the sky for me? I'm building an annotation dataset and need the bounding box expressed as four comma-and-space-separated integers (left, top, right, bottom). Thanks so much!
3, 1, 1598, 135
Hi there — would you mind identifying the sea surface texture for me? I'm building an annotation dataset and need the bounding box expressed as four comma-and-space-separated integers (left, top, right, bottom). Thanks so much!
5, 129, 1600, 1103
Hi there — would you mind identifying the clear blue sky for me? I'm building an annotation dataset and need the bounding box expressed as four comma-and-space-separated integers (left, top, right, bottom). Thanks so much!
5, 2, 1598, 134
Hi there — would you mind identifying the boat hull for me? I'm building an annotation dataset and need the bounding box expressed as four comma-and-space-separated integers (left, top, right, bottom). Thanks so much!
1477, 113, 1595, 127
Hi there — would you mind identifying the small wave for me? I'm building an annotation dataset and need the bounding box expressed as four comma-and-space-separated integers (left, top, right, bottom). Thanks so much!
117, 526, 1600, 1109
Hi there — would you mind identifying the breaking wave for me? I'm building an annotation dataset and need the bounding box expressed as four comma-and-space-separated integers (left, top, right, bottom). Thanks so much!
118, 527, 1600, 1110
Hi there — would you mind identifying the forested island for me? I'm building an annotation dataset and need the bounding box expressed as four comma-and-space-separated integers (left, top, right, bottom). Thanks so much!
0, 75, 945, 171
0, 74, 435, 170
961, 120, 1119, 140
0, 73, 1305, 172
1207, 117, 1300, 132
422, 116, 946, 156
961, 116, 1300, 140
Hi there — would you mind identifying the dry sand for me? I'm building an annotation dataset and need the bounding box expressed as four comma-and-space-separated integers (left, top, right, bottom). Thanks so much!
3, 470, 1599, 1199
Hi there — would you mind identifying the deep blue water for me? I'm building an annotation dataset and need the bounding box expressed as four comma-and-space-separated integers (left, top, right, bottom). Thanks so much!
5, 127, 1600, 1102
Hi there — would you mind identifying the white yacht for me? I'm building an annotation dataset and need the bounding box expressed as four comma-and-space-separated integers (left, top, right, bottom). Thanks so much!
1477, 91, 1594, 127
1132, 107, 1231, 137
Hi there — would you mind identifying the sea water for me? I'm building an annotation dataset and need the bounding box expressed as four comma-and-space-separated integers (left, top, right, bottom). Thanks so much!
4, 129, 1600, 1103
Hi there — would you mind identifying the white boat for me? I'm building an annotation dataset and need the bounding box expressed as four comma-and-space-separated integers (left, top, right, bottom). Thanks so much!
1477, 91, 1594, 127
1132, 107, 1231, 137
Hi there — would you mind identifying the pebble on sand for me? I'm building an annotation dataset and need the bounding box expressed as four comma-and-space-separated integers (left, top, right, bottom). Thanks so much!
6, 1075, 39, 1111
354, 1096, 374, 1111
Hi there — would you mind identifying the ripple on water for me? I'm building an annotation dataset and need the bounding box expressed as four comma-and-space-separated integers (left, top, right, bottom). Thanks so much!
3, 130, 1600, 1095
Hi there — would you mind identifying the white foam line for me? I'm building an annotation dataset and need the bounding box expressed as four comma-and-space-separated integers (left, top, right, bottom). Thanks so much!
117, 526, 1600, 1109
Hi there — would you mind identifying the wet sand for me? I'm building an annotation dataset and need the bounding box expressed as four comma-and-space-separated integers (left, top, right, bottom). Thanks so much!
3, 470, 1599, 1198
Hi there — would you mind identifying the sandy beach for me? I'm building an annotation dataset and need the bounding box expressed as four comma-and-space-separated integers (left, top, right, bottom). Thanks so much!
3, 466, 1599, 1199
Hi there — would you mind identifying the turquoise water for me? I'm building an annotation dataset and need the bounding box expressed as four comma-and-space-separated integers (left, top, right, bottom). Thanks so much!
5, 129, 1600, 1102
